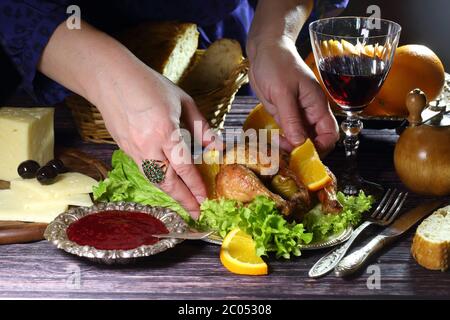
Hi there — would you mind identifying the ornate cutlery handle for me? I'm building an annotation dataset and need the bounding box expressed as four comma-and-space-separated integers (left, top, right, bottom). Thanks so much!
334, 234, 390, 277
308, 220, 372, 278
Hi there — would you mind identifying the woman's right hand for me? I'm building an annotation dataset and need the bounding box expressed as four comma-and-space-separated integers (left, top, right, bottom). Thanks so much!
97, 64, 217, 219
38, 21, 216, 218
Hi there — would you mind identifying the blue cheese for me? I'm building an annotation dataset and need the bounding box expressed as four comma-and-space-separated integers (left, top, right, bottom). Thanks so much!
0, 107, 54, 181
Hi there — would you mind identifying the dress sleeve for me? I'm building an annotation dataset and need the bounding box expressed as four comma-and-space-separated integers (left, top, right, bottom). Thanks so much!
0, 0, 73, 104
313, 0, 349, 19
296, 0, 349, 49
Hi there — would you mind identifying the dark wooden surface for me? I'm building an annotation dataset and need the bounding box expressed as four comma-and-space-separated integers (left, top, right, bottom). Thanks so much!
0, 96, 449, 299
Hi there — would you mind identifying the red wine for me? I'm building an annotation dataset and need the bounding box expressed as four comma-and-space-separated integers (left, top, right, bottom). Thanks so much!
319, 55, 387, 111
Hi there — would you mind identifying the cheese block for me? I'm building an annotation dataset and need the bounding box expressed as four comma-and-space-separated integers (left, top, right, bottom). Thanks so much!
10, 172, 97, 199
0, 107, 54, 181
0, 190, 93, 223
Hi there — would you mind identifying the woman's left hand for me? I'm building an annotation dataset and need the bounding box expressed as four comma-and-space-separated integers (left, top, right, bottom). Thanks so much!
248, 36, 339, 155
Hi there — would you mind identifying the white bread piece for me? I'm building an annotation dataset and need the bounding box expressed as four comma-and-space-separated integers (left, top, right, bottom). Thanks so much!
180, 39, 243, 93
118, 22, 199, 84
411, 205, 450, 271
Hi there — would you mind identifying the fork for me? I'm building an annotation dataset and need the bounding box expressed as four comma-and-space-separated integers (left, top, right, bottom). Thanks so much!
308, 189, 408, 278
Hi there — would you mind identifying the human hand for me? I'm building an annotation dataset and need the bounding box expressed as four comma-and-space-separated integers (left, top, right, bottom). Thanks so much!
248, 36, 339, 155
37, 21, 218, 218
97, 65, 217, 219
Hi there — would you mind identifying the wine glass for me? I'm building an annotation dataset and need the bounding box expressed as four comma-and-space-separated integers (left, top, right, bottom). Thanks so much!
309, 17, 401, 197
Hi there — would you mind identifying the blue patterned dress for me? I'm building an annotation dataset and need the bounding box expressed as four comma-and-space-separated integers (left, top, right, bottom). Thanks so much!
0, 0, 348, 104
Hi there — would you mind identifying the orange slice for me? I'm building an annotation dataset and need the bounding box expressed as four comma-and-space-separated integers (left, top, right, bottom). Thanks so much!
320, 40, 330, 57
361, 44, 375, 58
289, 138, 332, 191
328, 39, 344, 56
196, 149, 220, 199
220, 228, 268, 276
243, 103, 283, 141
341, 39, 359, 56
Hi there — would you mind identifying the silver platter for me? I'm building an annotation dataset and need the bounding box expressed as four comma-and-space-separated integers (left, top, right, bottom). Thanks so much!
202, 225, 353, 250
44, 202, 188, 264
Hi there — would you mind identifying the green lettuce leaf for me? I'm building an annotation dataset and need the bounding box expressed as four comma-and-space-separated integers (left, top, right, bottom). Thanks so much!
198, 196, 313, 259
93, 150, 194, 225
302, 191, 374, 241
239, 196, 313, 259
198, 192, 374, 259
198, 198, 242, 238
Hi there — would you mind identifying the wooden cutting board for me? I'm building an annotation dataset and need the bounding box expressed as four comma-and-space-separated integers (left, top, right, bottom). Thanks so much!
0, 148, 109, 245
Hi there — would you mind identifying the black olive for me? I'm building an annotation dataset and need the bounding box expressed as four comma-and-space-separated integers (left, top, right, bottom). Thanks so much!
46, 159, 67, 173
36, 165, 58, 185
17, 160, 40, 179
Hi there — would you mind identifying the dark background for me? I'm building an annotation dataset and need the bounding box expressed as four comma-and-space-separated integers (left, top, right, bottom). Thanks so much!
1, 0, 448, 103
343, 0, 449, 68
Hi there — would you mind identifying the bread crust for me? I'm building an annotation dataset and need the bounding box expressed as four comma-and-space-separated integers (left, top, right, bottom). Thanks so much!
411, 206, 450, 271
180, 39, 243, 93
411, 232, 449, 271
117, 22, 199, 83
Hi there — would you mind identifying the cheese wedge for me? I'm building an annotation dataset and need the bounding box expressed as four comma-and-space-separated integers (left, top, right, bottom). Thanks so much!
10, 172, 97, 199
0, 190, 93, 223
25, 193, 93, 209
0, 204, 68, 223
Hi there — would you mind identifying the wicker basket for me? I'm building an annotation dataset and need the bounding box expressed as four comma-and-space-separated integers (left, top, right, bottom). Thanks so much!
66, 53, 249, 144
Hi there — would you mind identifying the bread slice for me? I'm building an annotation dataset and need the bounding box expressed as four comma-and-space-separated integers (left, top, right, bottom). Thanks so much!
118, 22, 199, 84
180, 39, 243, 94
411, 205, 450, 271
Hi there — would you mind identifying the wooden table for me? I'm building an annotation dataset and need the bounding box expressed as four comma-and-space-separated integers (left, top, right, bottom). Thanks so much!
0, 96, 449, 299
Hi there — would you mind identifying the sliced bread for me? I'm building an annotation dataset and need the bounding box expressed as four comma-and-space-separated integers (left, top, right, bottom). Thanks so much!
411, 205, 450, 271
118, 22, 199, 84
180, 39, 243, 93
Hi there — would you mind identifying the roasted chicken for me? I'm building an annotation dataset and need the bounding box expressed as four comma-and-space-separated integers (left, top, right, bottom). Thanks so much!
317, 169, 343, 213
215, 164, 292, 216
215, 142, 342, 219
223, 143, 278, 178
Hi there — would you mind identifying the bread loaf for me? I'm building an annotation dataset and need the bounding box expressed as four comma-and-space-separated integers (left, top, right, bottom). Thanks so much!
118, 22, 199, 84
411, 205, 450, 271
180, 39, 243, 93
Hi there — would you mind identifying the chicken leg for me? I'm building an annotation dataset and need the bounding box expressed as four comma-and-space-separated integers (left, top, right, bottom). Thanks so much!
216, 164, 292, 216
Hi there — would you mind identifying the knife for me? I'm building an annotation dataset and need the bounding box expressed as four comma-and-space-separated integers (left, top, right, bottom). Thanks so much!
152, 230, 214, 240
334, 200, 444, 277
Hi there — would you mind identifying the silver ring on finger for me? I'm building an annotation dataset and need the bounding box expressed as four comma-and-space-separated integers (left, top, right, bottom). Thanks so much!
142, 159, 168, 184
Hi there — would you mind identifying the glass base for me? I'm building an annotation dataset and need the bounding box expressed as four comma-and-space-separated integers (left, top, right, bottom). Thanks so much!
338, 175, 384, 200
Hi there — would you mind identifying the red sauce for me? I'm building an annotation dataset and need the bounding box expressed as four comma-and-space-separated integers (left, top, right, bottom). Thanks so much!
67, 211, 169, 250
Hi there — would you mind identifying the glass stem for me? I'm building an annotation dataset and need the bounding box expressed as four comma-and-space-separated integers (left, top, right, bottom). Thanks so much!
341, 112, 363, 195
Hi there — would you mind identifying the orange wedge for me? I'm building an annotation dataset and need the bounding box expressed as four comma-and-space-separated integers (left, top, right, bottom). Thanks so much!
341, 39, 359, 56
196, 149, 220, 199
320, 40, 331, 57
220, 228, 268, 276
289, 138, 332, 191
328, 39, 344, 56
360, 43, 391, 59
243, 103, 283, 141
